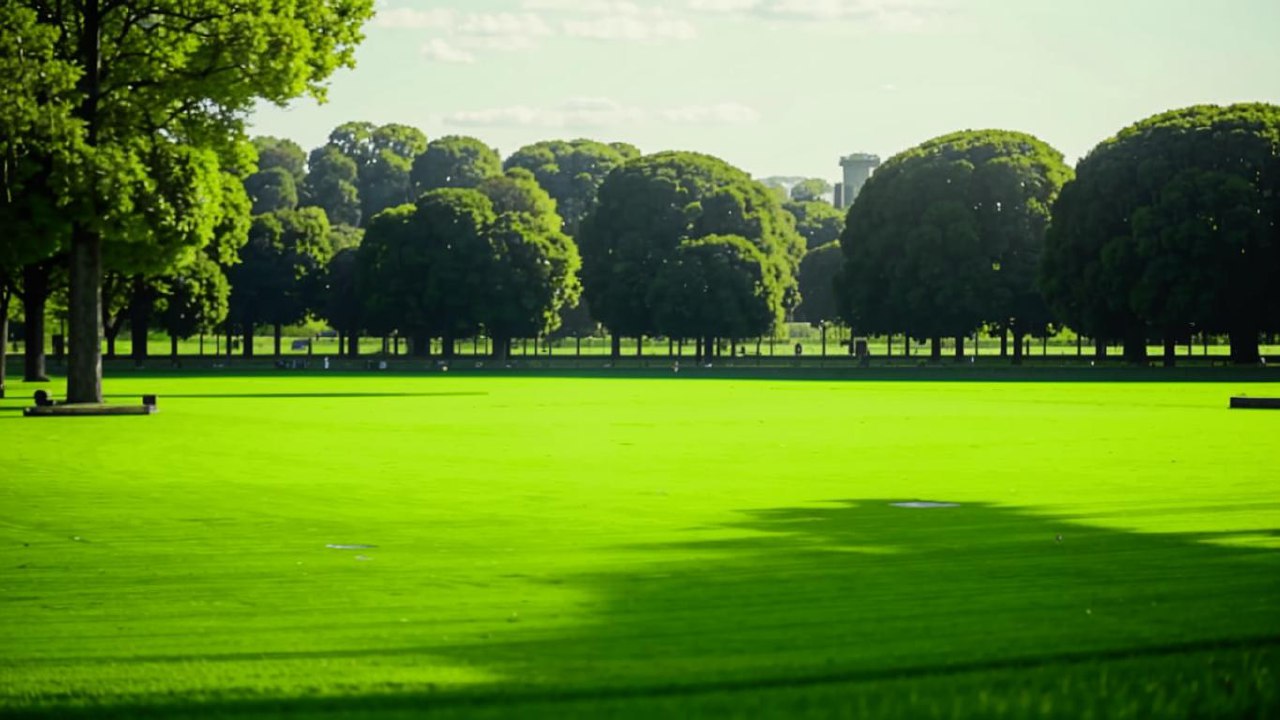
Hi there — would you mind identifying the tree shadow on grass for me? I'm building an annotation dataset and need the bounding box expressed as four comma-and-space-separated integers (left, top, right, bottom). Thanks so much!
10, 501, 1280, 718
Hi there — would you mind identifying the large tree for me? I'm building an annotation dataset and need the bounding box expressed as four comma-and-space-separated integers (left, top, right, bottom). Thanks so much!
1, 6, 80, 387
227, 207, 333, 357
410, 136, 502, 195
1042, 103, 1280, 365
318, 121, 428, 222
795, 241, 842, 324
649, 235, 779, 360
4, 0, 371, 403
357, 190, 496, 357
477, 169, 582, 359
578, 151, 803, 356
839, 130, 1072, 362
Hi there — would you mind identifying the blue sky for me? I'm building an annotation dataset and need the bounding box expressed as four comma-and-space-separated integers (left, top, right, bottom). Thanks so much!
248, 0, 1280, 182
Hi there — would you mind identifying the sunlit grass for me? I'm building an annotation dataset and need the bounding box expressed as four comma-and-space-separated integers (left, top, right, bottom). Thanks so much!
1, 374, 1277, 717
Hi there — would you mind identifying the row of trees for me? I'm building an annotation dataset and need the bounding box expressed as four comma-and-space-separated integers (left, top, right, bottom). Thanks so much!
832, 103, 1279, 365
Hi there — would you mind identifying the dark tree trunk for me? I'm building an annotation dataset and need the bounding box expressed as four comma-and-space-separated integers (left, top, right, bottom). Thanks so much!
348, 334, 359, 358
1229, 330, 1260, 365
1076, 334, 1082, 356
226, 325, 233, 358
1000, 327, 1008, 357
442, 335, 455, 359
954, 335, 964, 361
67, 227, 103, 403
887, 335, 893, 357
636, 336, 642, 356
1162, 336, 1176, 368
930, 337, 941, 362
0, 285, 9, 398
575, 336, 581, 356
273, 323, 283, 357
130, 277, 153, 365
694, 337, 702, 362
338, 332, 345, 356
170, 334, 179, 359
412, 333, 430, 358
1012, 328, 1025, 366
1095, 338, 1107, 359
491, 334, 510, 361
243, 326, 254, 358
1123, 331, 1147, 365
22, 262, 51, 382
903, 335, 910, 358
65, 0, 105, 405
821, 324, 827, 356
610, 333, 621, 359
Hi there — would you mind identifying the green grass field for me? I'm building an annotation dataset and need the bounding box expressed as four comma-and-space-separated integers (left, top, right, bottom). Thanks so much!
2, 374, 1278, 718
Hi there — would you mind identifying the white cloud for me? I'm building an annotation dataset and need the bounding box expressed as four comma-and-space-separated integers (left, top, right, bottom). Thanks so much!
688, 0, 949, 30
419, 38, 475, 64
380, 2, 698, 63
444, 98, 761, 129
562, 16, 697, 41
374, 7, 456, 29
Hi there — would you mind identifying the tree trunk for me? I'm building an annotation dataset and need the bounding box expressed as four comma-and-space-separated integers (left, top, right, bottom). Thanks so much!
442, 335, 455, 359
412, 333, 430, 358
338, 332, 345, 356
0, 286, 9, 398
954, 335, 965, 362
930, 337, 942, 362
22, 262, 50, 382
170, 334, 179, 359
1012, 328, 1025, 366
610, 333, 621, 359
130, 277, 152, 366
887, 335, 892, 357
636, 336, 642, 356
903, 335, 910, 358
67, 227, 103, 403
1123, 330, 1147, 365
348, 333, 359, 358
1162, 336, 1176, 368
243, 326, 254, 358
1000, 327, 1008, 357
1095, 338, 1107, 359
273, 323, 283, 357
821, 324, 827, 356
1229, 329, 1260, 365
491, 334, 510, 361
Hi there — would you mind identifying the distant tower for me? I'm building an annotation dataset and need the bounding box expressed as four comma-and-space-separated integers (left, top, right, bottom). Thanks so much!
837, 153, 880, 209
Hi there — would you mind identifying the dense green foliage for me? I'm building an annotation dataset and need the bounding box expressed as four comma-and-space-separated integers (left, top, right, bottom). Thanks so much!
411, 136, 503, 195
790, 177, 832, 203
505, 139, 640, 236
649, 234, 778, 352
795, 241, 842, 323
839, 130, 1072, 360
578, 151, 804, 353
784, 200, 845, 250
1042, 103, 1280, 365
2, 375, 1277, 718
0, 0, 373, 402
226, 207, 333, 355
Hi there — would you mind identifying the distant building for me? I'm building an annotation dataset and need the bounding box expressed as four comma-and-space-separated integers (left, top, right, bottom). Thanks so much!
835, 153, 880, 209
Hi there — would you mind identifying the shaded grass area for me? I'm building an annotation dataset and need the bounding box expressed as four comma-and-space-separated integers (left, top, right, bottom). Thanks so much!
1, 376, 1278, 717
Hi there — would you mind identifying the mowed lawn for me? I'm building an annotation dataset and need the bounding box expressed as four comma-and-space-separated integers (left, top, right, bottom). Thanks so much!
1, 374, 1277, 718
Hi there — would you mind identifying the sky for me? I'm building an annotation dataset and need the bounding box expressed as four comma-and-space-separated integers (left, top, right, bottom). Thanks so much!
247, 0, 1280, 183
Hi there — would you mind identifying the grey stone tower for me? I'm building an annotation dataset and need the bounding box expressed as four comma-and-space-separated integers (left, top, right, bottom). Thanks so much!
836, 153, 880, 209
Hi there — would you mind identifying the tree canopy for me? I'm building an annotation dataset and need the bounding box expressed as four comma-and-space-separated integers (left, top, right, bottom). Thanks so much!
790, 178, 833, 203
839, 129, 1072, 360
578, 151, 803, 353
2, 0, 373, 401
504, 139, 640, 236
784, 200, 845, 250
411, 136, 502, 195
1041, 103, 1280, 364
